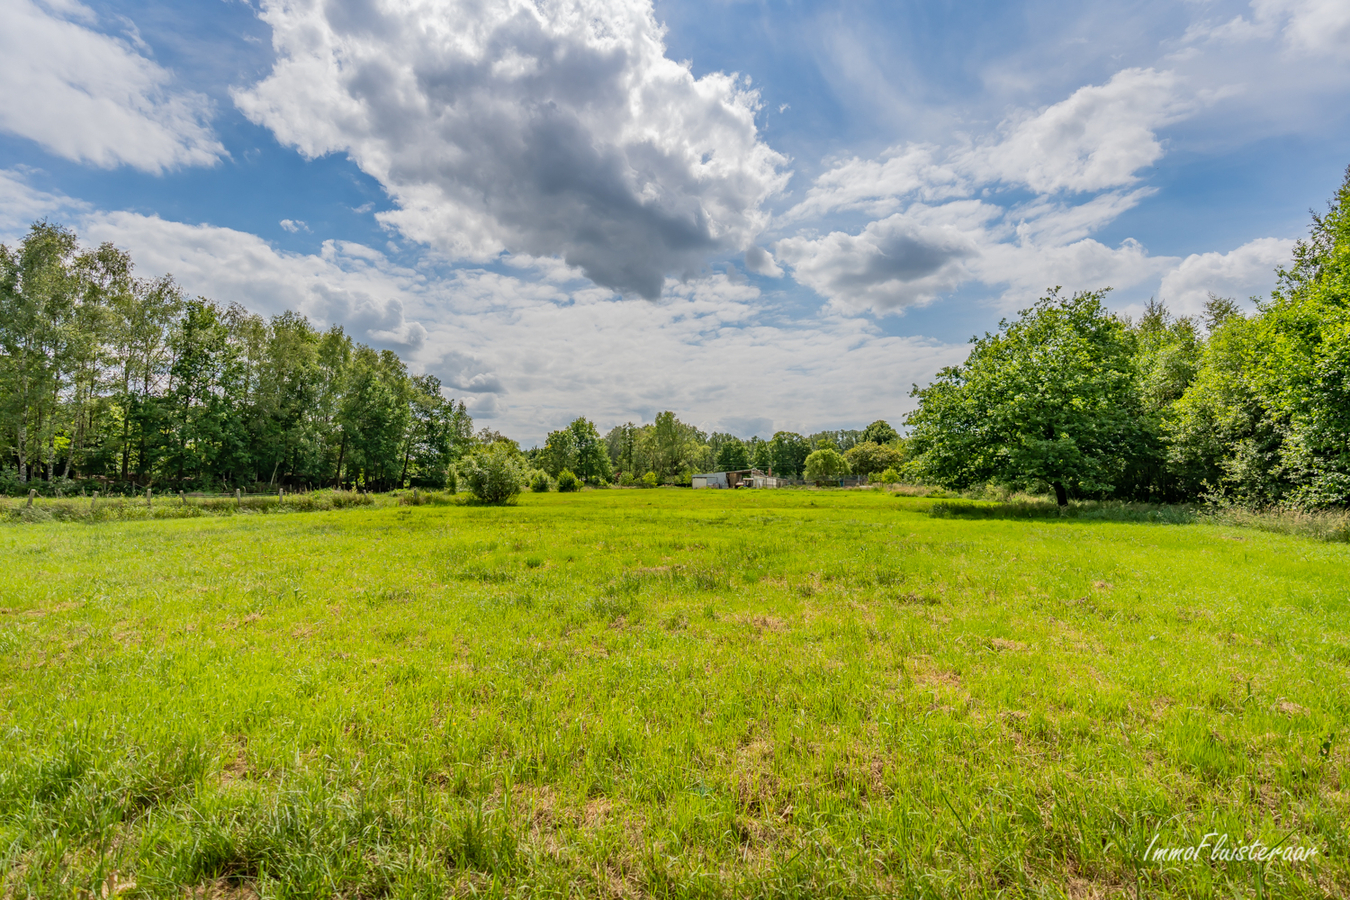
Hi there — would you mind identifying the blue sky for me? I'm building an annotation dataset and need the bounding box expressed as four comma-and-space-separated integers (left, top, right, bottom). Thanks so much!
2, 0, 1348, 443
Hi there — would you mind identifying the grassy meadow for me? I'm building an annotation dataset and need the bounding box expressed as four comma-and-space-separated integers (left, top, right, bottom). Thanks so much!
1, 488, 1347, 898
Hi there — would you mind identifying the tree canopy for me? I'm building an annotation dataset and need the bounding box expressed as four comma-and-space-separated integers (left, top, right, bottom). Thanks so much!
804, 448, 850, 484
0, 223, 473, 492
904, 165, 1350, 510
906, 288, 1149, 506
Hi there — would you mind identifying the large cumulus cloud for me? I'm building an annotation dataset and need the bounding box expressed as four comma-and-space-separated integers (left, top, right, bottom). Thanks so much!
774, 68, 1208, 312
235, 0, 788, 299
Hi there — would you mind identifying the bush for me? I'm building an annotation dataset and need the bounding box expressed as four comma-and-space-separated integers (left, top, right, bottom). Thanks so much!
875, 467, 902, 484
530, 471, 552, 492
0, 473, 81, 498
641, 472, 659, 489
446, 468, 458, 495
459, 445, 528, 504
556, 469, 581, 492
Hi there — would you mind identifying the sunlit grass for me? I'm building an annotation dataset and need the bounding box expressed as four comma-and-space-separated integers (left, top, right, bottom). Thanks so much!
1, 489, 1347, 897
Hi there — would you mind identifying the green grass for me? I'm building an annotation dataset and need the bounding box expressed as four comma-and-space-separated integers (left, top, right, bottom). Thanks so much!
1, 489, 1347, 898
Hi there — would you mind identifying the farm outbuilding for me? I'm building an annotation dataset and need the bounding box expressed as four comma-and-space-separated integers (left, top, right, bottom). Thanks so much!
691, 468, 785, 489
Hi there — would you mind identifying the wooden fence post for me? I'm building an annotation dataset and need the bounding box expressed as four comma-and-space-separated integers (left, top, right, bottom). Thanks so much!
235, 488, 242, 508
27, 489, 35, 509
92, 490, 99, 512
146, 488, 152, 510
179, 491, 186, 507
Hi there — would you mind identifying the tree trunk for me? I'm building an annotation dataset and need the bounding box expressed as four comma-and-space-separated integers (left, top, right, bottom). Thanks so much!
334, 430, 347, 487
1053, 481, 1068, 507
15, 422, 28, 482
120, 406, 130, 480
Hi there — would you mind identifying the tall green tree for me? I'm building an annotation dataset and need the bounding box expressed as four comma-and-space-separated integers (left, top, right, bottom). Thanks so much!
716, 437, 750, 470
339, 348, 413, 490
0, 221, 477, 493
644, 411, 709, 480
860, 420, 898, 446
0, 223, 81, 482
1166, 167, 1350, 507
768, 431, 810, 479
400, 374, 470, 488
906, 288, 1151, 506
604, 422, 640, 477
163, 299, 237, 485
541, 424, 578, 478
567, 417, 613, 483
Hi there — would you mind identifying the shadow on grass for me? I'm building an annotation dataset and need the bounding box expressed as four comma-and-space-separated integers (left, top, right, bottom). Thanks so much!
928, 499, 1199, 525
928, 497, 1350, 542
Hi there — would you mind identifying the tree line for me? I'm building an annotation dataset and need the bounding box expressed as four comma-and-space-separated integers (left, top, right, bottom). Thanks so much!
450, 414, 905, 504
905, 166, 1350, 509
531, 413, 903, 485
0, 222, 907, 498
15, 162, 1344, 508
1, 223, 473, 494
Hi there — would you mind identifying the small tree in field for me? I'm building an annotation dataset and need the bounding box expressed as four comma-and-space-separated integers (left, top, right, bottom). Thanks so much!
556, 469, 581, 492
460, 443, 528, 504
804, 448, 850, 484
844, 441, 903, 478
529, 470, 552, 492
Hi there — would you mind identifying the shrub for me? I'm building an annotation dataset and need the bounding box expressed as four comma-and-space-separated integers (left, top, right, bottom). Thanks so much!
875, 466, 902, 484
641, 472, 659, 489
459, 445, 528, 504
530, 471, 552, 492
556, 469, 581, 492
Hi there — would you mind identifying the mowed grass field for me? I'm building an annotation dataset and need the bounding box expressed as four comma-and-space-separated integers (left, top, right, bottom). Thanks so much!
1, 489, 1347, 899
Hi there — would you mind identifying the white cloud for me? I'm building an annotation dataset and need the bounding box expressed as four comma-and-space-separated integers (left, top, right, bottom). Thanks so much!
786, 144, 967, 222
975, 236, 1170, 303
1192, 0, 1350, 60
776, 197, 1174, 315
961, 68, 1192, 195
235, 0, 788, 299
1265, 0, 1350, 57
70, 209, 959, 442
81, 213, 430, 351
774, 67, 1202, 312
0, 168, 87, 239
1158, 236, 1295, 314
776, 215, 980, 311
1005, 188, 1156, 246
789, 68, 1191, 226
0, 0, 222, 172
279, 219, 309, 233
